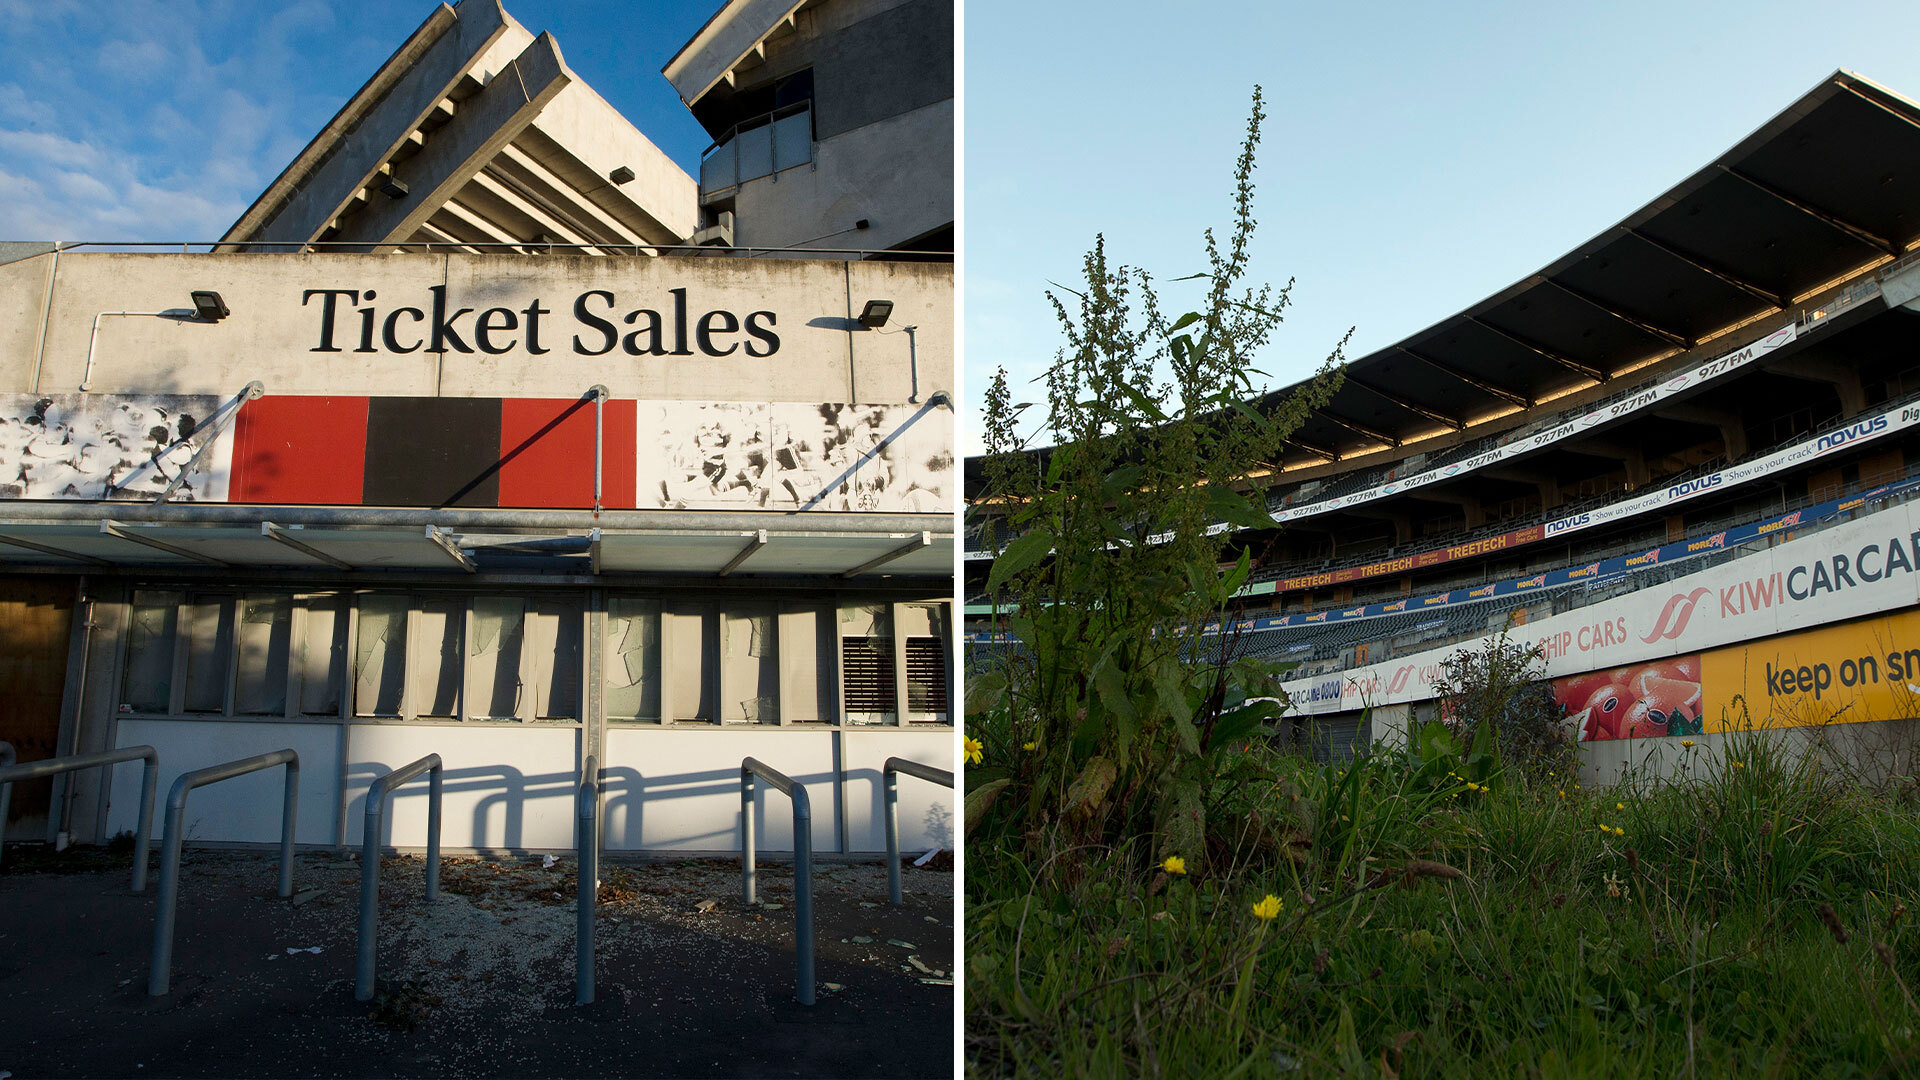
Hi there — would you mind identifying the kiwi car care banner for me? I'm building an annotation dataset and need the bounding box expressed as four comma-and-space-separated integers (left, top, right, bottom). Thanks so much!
0, 392, 953, 512
1265, 322, 1799, 526
1278, 497, 1920, 715
1558, 606, 1920, 741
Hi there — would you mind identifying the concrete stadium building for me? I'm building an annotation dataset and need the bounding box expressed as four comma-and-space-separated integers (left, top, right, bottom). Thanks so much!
0, 0, 956, 858
966, 71, 1920, 780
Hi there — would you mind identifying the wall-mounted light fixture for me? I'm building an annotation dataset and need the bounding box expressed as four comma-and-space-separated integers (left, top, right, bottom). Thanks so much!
379, 177, 409, 199
189, 291, 230, 322
608, 165, 635, 185
858, 299, 893, 329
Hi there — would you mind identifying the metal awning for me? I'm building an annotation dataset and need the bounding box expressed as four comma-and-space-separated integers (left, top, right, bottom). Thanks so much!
0, 515, 952, 581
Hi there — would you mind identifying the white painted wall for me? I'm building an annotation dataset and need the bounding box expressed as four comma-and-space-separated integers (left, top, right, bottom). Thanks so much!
343, 723, 582, 851
98, 717, 953, 854
106, 720, 341, 846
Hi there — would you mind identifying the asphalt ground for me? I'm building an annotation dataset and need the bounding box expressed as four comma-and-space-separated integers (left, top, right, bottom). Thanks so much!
0, 844, 954, 1078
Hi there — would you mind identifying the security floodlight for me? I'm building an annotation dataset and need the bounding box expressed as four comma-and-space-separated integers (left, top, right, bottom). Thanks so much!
854, 218, 870, 230
858, 299, 893, 329
608, 165, 635, 185
379, 177, 409, 199
189, 291, 229, 322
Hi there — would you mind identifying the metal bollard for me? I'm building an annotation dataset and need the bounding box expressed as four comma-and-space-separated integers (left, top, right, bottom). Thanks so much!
741, 757, 816, 1005
576, 754, 599, 1006
149, 749, 299, 996
882, 757, 954, 906
355, 754, 443, 1001
0, 745, 160, 892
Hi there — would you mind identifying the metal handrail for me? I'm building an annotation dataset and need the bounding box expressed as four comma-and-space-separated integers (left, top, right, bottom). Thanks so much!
0, 745, 159, 892
882, 757, 953, 907
741, 757, 816, 1006
576, 754, 599, 1006
149, 749, 299, 996
354, 753, 443, 1002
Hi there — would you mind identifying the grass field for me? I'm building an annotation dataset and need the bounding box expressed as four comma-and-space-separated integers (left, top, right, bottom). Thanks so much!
964, 730, 1920, 1078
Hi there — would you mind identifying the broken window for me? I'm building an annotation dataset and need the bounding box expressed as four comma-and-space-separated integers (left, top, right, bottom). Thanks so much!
526, 597, 582, 720
411, 598, 463, 718
665, 603, 715, 722
297, 594, 346, 716
722, 601, 778, 723
121, 589, 181, 712
233, 594, 291, 716
354, 594, 407, 717
605, 598, 661, 722
466, 596, 525, 720
183, 595, 234, 713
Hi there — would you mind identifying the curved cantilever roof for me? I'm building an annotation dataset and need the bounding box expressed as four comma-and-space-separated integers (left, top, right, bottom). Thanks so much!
966, 70, 1920, 494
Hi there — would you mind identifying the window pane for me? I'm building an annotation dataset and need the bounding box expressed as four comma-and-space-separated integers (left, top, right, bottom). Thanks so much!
527, 598, 581, 720
297, 594, 346, 715
467, 596, 525, 720
122, 590, 180, 712
354, 594, 407, 717
779, 604, 834, 724
666, 603, 714, 721
901, 604, 949, 723
234, 594, 291, 716
412, 598, 462, 718
605, 598, 660, 722
183, 595, 233, 713
723, 602, 778, 723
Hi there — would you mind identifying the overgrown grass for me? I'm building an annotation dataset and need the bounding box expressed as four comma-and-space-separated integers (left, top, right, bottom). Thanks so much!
965, 732, 1920, 1077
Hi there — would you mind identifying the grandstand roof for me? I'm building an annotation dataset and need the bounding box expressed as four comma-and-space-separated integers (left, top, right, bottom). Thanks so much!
967, 70, 1920, 493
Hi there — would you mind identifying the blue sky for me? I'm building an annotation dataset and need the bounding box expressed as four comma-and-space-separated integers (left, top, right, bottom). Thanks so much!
0, 0, 718, 241
963, 0, 1920, 453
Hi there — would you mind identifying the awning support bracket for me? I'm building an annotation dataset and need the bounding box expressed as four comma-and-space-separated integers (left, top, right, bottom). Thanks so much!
423, 525, 476, 572
718, 529, 769, 576
841, 531, 931, 578
100, 521, 231, 566
261, 522, 354, 570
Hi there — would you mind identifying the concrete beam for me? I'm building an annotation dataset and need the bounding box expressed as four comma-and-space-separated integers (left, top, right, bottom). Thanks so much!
1654, 404, 1749, 460
346, 34, 572, 252
223, 1, 518, 248
1481, 466, 1563, 510
1566, 438, 1651, 487
1764, 353, 1867, 415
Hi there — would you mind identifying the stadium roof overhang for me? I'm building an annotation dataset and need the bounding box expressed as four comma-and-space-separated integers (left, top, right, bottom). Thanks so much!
967, 71, 1920, 497
219, 0, 697, 255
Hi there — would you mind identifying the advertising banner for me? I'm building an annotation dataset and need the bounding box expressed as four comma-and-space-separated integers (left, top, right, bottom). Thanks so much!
1267, 322, 1800, 527
1277, 498, 1920, 714
1699, 606, 1920, 733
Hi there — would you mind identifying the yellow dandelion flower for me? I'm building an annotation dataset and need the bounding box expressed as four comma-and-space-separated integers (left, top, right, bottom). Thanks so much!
963, 735, 983, 766
1162, 855, 1186, 876
1613, 826, 1626, 837
1681, 740, 1695, 748
1558, 790, 1566, 799
1252, 894, 1283, 921
1598, 824, 1612, 835
1021, 741, 1037, 752
1616, 802, 1625, 811
1733, 760, 1745, 769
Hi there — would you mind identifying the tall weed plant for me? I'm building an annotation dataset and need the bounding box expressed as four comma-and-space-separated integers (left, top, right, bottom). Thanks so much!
967, 87, 1348, 871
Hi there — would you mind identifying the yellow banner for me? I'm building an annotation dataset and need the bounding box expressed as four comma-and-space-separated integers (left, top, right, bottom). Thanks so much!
1700, 606, 1920, 731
